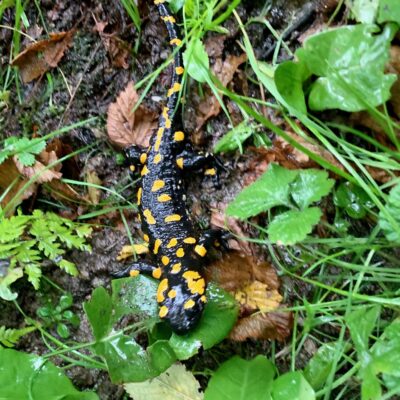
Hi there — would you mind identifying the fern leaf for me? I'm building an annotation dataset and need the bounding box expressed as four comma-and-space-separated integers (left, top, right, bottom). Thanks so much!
0, 325, 36, 347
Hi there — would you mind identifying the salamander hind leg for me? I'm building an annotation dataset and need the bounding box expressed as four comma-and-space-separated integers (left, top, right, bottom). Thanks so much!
112, 261, 162, 280
199, 229, 231, 253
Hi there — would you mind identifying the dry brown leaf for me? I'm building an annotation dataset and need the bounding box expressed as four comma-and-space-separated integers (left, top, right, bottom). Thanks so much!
86, 171, 102, 205
11, 30, 75, 83
94, 19, 131, 69
205, 252, 292, 341
107, 82, 158, 148
195, 53, 247, 132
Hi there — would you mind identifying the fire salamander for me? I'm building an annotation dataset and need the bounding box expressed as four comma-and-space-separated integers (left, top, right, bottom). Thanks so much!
114, 0, 224, 334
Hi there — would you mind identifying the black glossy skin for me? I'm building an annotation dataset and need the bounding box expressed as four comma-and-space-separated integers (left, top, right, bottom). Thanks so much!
122, 0, 215, 334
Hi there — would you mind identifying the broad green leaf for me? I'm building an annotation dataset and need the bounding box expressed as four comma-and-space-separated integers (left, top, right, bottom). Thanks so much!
378, 184, 400, 243
0, 267, 23, 301
226, 164, 298, 219
214, 119, 254, 153
204, 355, 275, 400
124, 363, 203, 400
290, 169, 334, 210
84, 286, 113, 341
267, 207, 322, 245
169, 284, 238, 359
274, 60, 311, 114
304, 342, 347, 390
0, 348, 98, 399
85, 277, 175, 383
271, 372, 315, 400
378, 0, 400, 24
183, 38, 209, 83
346, 306, 380, 355
297, 24, 397, 111
347, 0, 379, 23
95, 336, 176, 383
372, 319, 400, 381
111, 276, 159, 322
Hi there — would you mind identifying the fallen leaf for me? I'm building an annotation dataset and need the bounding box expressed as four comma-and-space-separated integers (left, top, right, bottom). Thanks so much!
205, 252, 292, 341
86, 171, 102, 205
107, 82, 158, 148
195, 54, 247, 132
11, 30, 75, 83
94, 18, 131, 69
388, 46, 400, 118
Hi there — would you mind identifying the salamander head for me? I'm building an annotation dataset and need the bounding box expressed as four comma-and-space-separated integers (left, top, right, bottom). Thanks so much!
157, 272, 207, 335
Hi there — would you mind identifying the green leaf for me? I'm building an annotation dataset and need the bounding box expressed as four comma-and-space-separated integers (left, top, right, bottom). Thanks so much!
267, 207, 322, 245
378, 0, 400, 24
226, 164, 299, 219
0, 348, 98, 399
169, 284, 238, 360
346, 306, 380, 355
25, 263, 42, 289
274, 60, 311, 114
378, 184, 400, 243
12, 137, 46, 167
0, 267, 23, 300
204, 355, 275, 400
347, 0, 379, 23
214, 120, 254, 154
84, 277, 175, 383
290, 169, 334, 210
183, 38, 209, 83
59, 259, 78, 276
297, 24, 397, 111
57, 323, 70, 339
124, 363, 203, 400
304, 342, 347, 390
271, 372, 315, 400
84, 286, 114, 341
334, 181, 374, 219
0, 325, 36, 347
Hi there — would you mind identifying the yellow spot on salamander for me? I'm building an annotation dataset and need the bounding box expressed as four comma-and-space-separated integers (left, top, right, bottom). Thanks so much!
183, 237, 196, 244
152, 180, 165, 192
157, 278, 169, 303
153, 239, 162, 254
161, 256, 170, 265
154, 0, 165, 4
170, 38, 182, 46
190, 277, 205, 295
143, 209, 156, 225
205, 168, 216, 176
141, 165, 149, 176
171, 263, 182, 273
152, 267, 162, 279
184, 299, 196, 309
195, 244, 207, 257
159, 305, 168, 318
143, 234, 150, 242
183, 270, 201, 280
137, 187, 142, 205
165, 118, 171, 129
162, 15, 176, 23
168, 289, 177, 298
129, 270, 140, 277
176, 157, 184, 169
174, 131, 185, 141
176, 247, 185, 258
154, 154, 162, 164
167, 82, 181, 97
140, 153, 147, 164
155, 127, 164, 151
200, 295, 207, 303
167, 238, 178, 248
176, 66, 184, 75
162, 107, 169, 119
165, 214, 181, 223
129, 165, 135, 172
158, 194, 172, 202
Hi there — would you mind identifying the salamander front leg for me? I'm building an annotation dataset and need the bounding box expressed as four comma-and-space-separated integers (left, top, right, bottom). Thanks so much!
199, 229, 230, 252
112, 261, 162, 280
125, 145, 148, 174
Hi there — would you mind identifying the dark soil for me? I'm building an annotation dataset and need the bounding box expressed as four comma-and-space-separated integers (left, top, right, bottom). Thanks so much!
0, 0, 337, 398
